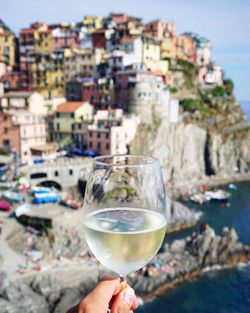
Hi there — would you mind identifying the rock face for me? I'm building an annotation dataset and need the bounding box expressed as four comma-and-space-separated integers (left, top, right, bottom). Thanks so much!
130, 103, 250, 185
129, 225, 250, 296
167, 201, 201, 231
0, 226, 249, 312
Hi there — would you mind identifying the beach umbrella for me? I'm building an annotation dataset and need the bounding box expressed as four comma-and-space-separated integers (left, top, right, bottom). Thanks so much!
0, 199, 12, 212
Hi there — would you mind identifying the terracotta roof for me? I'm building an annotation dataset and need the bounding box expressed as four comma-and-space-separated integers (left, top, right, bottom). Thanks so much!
3, 91, 34, 98
120, 37, 136, 43
56, 102, 85, 113
20, 28, 36, 34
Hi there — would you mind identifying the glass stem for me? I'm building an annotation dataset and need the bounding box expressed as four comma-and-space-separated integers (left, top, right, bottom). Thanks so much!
119, 275, 127, 288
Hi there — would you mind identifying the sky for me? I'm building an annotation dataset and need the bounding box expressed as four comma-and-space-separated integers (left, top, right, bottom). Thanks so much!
1, 0, 250, 100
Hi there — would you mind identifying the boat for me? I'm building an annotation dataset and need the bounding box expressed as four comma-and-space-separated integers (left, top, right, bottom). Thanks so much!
3, 191, 23, 202
205, 189, 230, 201
15, 203, 31, 217
31, 187, 51, 194
0, 182, 16, 190
33, 192, 60, 204
0, 199, 12, 212
228, 183, 237, 190
190, 193, 211, 204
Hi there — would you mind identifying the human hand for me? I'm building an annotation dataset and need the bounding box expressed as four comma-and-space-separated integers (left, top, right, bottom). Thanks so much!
66, 277, 139, 313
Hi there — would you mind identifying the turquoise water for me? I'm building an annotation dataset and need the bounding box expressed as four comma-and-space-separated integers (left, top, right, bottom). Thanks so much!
138, 182, 250, 313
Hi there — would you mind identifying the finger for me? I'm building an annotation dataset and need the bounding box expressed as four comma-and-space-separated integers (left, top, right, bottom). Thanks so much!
111, 287, 136, 313
131, 296, 139, 310
78, 278, 120, 313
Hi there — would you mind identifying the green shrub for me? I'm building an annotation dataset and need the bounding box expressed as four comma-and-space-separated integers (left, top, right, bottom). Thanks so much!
224, 79, 234, 95
212, 86, 225, 97
180, 98, 203, 112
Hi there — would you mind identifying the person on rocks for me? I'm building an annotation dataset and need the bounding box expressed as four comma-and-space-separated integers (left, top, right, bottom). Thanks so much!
66, 277, 138, 313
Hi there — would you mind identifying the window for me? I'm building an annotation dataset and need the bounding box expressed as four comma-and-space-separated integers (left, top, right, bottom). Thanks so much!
4, 127, 8, 134
69, 169, 73, 175
55, 171, 59, 177
3, 115, 7, 121
97, 132, 101, 138
89, 131, 92, 137
3, 139, 10, 146
106, 143, 110, 149
24, 151, 28, 156
78, 124, 81, 130
97, 142, 101, 149
71, 124, 75, 131
57, 123, 60, 131
71, 113, 74, 118
30, 172, 47, 179
89, 141, 93, 148
56, 112, 60, 118
106, 132, 109, 139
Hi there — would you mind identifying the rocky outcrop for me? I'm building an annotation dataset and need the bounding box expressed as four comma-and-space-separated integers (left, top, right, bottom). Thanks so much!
129, 225, 250, 297
130, 105, 250, 185
0, 225, 249, 312
167, 201, 201, 231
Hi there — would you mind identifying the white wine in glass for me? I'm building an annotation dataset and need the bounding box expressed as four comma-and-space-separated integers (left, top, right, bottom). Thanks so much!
83, 155, 167, 280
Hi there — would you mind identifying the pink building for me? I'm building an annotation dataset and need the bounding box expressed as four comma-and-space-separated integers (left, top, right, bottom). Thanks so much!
0, 111, 46, 163
52, 26, 80, 49
86, 109, 140, 155
144, 20, 176, 39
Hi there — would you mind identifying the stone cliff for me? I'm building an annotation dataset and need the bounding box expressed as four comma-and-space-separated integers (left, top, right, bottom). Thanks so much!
130, 91, 250, 185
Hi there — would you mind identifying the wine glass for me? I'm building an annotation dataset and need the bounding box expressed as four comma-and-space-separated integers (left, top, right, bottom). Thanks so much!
83, 154, 167, 282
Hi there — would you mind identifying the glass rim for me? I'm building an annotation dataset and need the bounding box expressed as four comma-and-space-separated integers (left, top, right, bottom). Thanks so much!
93, 154, 159, 167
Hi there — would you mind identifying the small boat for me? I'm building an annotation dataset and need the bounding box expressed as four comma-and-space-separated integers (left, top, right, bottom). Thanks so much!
33, 192, 60, 204
60, 199, 82, 210
15, 203, 31, 217
31, 187, 51, 194
0, 199, 12, 212
205, 189, 230, 201
0, 182, 16, 190
228, 183, 237, 190
190, 193, 211, 204
3, 191, 23, 202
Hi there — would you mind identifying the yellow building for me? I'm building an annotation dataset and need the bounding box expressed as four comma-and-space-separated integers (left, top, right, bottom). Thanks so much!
31, 50, 65, 98
0, 28, 15, 67
34, 26, 54, 54
54, 101, 93, 145
142, 36, 160, 66
82, 16, 102, 32
161, 37, 176, 60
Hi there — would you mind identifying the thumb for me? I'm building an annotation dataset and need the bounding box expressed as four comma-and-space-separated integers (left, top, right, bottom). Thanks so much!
111, 287, 138, 313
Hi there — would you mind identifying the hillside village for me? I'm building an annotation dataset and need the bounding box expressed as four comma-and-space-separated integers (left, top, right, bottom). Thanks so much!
0, 13, 232, 164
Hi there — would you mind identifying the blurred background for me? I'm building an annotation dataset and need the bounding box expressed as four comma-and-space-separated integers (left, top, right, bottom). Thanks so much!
0, 1, 249, 312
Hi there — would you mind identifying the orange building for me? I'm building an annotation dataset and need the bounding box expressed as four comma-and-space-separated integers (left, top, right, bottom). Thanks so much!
144, 20, 176, 40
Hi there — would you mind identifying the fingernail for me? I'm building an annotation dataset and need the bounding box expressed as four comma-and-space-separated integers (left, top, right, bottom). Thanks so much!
122, 288, 134, 306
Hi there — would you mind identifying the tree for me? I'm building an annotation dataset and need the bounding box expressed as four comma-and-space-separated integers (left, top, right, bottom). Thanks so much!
224, 79, 234, 96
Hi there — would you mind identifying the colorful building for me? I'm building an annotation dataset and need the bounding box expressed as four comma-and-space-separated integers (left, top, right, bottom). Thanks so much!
64, 48, 103, 81
82, 78, 115, 110
183, 33, 211, 66
142, 36, 161, 65
86, 109, 140, 155
0, 27, 16, 69
0, 91, 46, 114
54, 101, 93, 147
143, 20, 176, 40
0, 111, 46, 163
51, 24, 80, 49
82, 16, 103, 32
175, 35, 196, 63
199, 63, 223, 86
